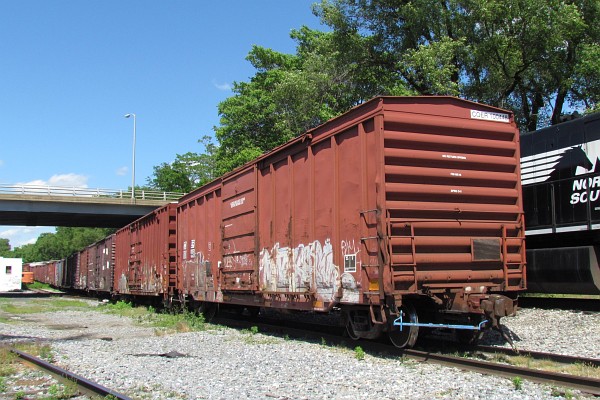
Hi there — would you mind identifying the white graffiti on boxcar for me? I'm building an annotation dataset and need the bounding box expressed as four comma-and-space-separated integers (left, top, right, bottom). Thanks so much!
340, 272, 359, 303
224, 252, 253, 269
292, 243, 314, 289
259, 238, 340, 301
341, 239, 360, 257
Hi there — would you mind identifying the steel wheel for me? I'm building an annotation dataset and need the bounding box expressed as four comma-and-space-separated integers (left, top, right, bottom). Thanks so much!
246, 306, 260, 318
198, 302, 217, 321
346, 319, 360, 340
388, 303, 419, 348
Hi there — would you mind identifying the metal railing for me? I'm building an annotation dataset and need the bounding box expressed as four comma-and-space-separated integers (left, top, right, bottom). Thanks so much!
0, 183, 183, 201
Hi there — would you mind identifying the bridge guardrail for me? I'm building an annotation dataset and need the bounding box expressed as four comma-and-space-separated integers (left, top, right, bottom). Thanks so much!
0, 184, 183, 201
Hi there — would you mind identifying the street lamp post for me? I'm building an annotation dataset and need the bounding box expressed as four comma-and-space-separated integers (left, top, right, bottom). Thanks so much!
124, 113, 136, 201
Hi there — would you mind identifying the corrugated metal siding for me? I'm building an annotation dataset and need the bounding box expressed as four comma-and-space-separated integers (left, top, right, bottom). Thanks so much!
114, 203, 177, 296
380, 98, 525, 294
172, 96, 525, 311
177, 182, 221, 301
256, 116, 381, 309
221, 166, 257, 291
87, 235, 114, 293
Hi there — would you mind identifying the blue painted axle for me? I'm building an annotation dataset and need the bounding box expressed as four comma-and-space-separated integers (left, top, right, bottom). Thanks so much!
393, 317, 489, 331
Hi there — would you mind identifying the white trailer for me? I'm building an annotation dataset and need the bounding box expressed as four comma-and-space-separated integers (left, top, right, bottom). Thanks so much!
0, 257, 23, 291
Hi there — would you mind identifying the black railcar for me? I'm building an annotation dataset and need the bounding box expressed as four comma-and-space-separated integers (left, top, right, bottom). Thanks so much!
521, 112, 600, 294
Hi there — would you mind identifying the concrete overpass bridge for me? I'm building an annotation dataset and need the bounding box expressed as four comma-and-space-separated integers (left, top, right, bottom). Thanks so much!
0, 184, 183, 228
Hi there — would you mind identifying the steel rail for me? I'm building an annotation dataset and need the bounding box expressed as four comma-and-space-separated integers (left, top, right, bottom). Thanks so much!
214, 314, 600, 396
401, 348, 600, 396
474, 345, 600, 368
11, 349, 133, 400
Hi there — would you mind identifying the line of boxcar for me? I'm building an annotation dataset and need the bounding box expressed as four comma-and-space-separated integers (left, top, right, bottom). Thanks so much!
26, 96, 526, 348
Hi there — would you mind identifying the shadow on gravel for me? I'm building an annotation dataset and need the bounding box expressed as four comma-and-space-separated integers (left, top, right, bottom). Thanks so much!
128, 351, 191, 358
0, 333, 47, 342
479, 325, 522, 346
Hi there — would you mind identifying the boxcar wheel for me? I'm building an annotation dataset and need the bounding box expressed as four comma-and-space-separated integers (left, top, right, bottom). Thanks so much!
388, 303, 419, 348
247, 306, 260, 318
198, 302, 217, 321
346, 319, 360, 340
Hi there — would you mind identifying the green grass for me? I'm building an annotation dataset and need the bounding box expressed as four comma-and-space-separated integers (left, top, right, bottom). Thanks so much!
44, 380, 78, 400
147, 310, 207, 333
0, 298, 92, 315
512, 376, 523, 390
494, 353, 600, 379
99, 301, 150, 319
24, 282, 53, 290
0, 349, 17, 378
354, 346, 365, 361
13, 343, 55, 363
98, 301, 208, 333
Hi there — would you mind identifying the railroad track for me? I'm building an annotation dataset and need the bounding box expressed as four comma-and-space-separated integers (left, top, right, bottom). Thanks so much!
474, 345, 600, 368
214, 312, 600, 396
11, 349, 132, 400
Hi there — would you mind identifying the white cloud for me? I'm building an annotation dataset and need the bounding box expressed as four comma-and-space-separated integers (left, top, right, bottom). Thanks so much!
18, 173, 89, 188
0, 226, 55, 249
116, 166, 128, 176
213, 80, 232, 91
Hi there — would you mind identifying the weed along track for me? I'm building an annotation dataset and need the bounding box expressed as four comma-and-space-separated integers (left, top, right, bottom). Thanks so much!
11, 349, 132, 400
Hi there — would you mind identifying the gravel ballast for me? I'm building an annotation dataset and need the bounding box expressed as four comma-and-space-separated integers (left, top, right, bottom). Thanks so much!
1, 300, 598, 400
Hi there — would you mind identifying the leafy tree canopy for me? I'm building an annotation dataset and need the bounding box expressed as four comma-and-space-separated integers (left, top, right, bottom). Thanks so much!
0, 238, 10, 254
147, 136, 217, 192
0, 227, 115, 263
148, 0, 599, 185
212, 24, 412, 175
314, 0, 599, 130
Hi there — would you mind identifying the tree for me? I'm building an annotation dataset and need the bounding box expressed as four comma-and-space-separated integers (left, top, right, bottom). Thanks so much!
150, 0, 598, 183
0, 238, 10, 255
213, 26, 410, 175
1, 227, 115, 263
314, 0, 600, 130
213, 49, 299, 175
148, 136, 218, 192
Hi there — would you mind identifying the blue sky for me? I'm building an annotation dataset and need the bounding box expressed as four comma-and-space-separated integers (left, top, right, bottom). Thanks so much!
0, 0, 325, 248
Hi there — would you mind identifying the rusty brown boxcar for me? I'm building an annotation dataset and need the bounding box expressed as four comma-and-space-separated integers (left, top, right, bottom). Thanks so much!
81, 234, 115, 296
176, 180, 221, 311
76, 246, 92, 290
31, 260, 57, 286
30, 262, 45, 284
173, 96, 526, 347
114, 203, 177, 300
92, 234, 115, 295
55, 259, 64, 288
64, 252, 79, 289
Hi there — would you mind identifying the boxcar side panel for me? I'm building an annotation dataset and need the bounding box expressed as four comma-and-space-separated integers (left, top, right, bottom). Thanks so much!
178, 185, 222, 302
381, 98, 525, 306
91, 235, 114, 293
114, 204, 176, 297
220, 167, 257, 291
257, 119, 381, 310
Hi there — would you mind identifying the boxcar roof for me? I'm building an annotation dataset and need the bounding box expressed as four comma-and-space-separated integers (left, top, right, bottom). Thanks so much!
178, 95, 515, 204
